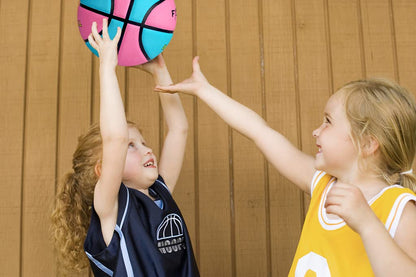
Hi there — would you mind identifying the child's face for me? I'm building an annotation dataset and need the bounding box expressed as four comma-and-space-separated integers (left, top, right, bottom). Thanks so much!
312, 92, 358, 177
122, 127, 158, 189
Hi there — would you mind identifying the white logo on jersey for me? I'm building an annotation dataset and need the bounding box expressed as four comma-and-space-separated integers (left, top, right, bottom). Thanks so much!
156, 214, 186, 254
157, 213, 184, 240
295, 252, 331, 276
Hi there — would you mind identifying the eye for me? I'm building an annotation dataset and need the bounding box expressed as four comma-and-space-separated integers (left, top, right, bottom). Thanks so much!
324, 116, 331, 124
128, 142, 135, 148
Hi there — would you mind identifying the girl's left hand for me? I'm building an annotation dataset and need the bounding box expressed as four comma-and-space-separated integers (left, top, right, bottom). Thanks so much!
88, 18, 121, 68
325, 182, 378, 234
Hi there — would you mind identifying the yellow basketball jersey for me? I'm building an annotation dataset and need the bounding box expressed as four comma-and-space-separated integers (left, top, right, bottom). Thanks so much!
288, 171, 416, 277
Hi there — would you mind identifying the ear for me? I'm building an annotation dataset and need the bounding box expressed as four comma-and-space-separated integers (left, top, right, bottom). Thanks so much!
94, 162, 102, 177
361, 135, 379, 156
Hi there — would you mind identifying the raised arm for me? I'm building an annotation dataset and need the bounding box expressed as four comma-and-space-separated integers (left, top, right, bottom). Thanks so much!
156, 57, 315, 192
136, 55, 188, 192
88, 19, 127, 245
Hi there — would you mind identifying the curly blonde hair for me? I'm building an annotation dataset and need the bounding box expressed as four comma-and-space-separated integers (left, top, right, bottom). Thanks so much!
51, 123, 102, 272
340, 78, 416, 192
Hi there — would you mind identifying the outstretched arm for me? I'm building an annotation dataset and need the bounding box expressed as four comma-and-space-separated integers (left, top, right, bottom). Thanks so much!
326, 183, 416, 276
136, 55, 188, 192
88, 19, 127, 245
156, 57, 315, 192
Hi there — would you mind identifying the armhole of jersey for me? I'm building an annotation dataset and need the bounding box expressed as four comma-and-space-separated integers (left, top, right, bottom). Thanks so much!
119, 185, 130, 229
310, 171, 325, 197
155, 178, 171, 194
385, 193, 416, 237
85, 251, 114, 276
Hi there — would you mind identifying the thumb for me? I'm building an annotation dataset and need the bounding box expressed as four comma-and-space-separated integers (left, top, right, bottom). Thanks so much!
192, 56, 201, 73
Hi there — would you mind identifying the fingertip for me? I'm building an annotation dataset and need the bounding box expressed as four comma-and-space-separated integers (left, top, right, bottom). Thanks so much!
193, 56, 201, 71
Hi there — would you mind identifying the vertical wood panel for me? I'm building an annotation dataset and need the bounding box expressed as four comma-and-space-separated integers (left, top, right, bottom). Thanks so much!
391, 0, 416, 92
21, 0, 61, 274
327, 0, 364, 89
0, 0, 28, 275
196, 0, 233, 274
392, 0, 416, 175
228, 0, 268, 275
262, 0, 303, 275
360, 0, 396, 79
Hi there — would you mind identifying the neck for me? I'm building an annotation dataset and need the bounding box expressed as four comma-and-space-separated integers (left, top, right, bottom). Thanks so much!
337, 172, 388, 201
123, 180, 153, 198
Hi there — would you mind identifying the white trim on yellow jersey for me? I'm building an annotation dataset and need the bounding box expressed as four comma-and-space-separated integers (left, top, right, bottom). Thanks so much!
289, 170, 416, 277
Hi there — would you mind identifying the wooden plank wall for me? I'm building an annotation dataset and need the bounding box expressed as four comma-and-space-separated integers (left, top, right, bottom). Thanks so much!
1, 0, 416, 276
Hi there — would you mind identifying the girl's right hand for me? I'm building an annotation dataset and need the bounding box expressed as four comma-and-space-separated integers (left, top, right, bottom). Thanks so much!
134, 54, 167, 76
325, 181, 376, 234
154, 56, 209, 96
88, 18, 121, 68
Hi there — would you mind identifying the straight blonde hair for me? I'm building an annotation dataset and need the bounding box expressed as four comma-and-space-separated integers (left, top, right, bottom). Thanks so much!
340, 78, 416, 192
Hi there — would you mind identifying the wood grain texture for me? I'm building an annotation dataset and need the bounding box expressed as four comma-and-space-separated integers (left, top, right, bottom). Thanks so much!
20, 0, 61, 274
0, 0, 28, 275
1, 0, 415, 275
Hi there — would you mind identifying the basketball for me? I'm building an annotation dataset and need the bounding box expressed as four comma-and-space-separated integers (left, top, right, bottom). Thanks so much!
78, 0, 177, 66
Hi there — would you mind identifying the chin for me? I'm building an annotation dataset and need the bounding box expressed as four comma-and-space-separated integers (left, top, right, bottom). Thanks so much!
313, 159, 324, 171
146, 171, 159, 183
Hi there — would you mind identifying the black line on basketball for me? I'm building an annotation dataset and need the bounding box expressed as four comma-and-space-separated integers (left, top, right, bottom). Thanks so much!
138, 0, 166, 61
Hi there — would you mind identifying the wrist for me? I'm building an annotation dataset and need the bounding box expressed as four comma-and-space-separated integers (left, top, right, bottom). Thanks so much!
153, 68, 172, 86
195, 83, 213, 98
100, 62, 116, 73
358, 212, 382, 238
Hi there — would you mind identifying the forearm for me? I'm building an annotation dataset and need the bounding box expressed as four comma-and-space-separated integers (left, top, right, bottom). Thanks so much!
360, 217, 416, 276
153, 66, 188, 132
99, 65, 128, 140
196, 85, 267, 140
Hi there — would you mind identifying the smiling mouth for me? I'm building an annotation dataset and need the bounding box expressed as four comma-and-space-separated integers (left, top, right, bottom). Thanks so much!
144, 159, 155, 168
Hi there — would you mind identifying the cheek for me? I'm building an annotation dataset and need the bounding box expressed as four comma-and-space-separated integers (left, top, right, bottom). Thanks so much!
125, 153, 141, 168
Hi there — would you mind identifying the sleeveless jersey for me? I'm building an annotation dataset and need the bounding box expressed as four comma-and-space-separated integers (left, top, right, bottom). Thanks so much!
84, 176, 199, 277
289, 171, 416, 277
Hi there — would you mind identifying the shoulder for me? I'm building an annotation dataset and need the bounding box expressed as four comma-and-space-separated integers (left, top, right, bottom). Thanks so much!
311, 171, 335, 196
153, 175, 171, 194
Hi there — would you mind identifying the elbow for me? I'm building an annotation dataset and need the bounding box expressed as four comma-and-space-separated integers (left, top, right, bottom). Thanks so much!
179, 121, 189, 134
170, 119, 189, 135
252, 121, 272, 145
175, 125, 188, 138
101, 133, 129, 147
167, 124, 188, 141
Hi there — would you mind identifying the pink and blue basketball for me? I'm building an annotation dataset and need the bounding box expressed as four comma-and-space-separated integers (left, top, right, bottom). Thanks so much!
78, 0, 177, 66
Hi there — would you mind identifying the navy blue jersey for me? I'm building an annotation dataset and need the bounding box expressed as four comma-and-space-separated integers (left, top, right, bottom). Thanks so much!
84, 176, 199, 276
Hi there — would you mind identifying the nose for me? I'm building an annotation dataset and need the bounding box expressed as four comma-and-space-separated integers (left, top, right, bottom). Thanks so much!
143, 145, 153, 156
313, 124, 323, 137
